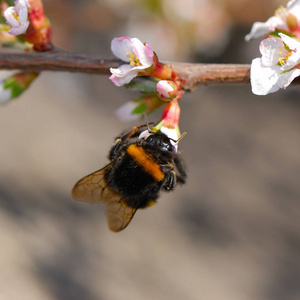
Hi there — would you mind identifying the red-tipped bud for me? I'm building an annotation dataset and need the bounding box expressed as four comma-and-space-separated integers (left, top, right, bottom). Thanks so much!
23, 0, 53, 51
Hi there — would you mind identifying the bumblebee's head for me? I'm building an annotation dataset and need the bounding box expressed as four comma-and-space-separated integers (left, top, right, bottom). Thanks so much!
138, 131, 177, 158
145, 132, 175, 152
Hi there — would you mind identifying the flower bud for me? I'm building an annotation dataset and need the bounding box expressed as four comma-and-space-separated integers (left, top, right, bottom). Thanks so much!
0, 71, 39, 104
115, 94, 164, 121
23, 0, 53, 51
156, 80, 178, 101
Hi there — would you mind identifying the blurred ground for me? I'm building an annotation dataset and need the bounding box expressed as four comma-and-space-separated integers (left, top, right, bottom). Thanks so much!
1, 0, 300, 299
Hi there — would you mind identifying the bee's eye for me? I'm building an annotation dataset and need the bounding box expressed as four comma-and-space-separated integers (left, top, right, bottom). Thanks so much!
146, 135, 156, 146
161, 142, 172, 152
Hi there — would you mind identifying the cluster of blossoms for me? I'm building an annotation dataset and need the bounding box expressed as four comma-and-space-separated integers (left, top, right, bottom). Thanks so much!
0, 0, 53, 104
109, 36, 184, 142
246, 0, 300, 95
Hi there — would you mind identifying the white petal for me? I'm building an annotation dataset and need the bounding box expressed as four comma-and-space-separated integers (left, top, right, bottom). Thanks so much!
250, 58, 281, 95
278, 33, 300, 69
4, 7, 20, 27
266, 16, 289, 32
159, 126, 179, 152
245, 16, 286, 41
277, 68, 300, 88
109, 64, 139, 86
287, 0, 300, 13
278, 33, 300, 50
111, 37, 132, 62
245, 22, 271, 41
260, 38, 284, 67
0, 84, 12, 104
8, 22, 29, 35
110, 64, 132, 76
115, 101, 140, 121
131, 38, 154, 67
17, 0, 28, 24
139, 129, 151, 140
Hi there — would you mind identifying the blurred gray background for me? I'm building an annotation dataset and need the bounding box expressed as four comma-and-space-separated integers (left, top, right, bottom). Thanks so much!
1, 0, 300, 299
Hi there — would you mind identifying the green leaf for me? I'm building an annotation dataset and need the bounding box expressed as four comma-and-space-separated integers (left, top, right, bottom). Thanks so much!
125, 77, 158, 94
3, 0, 14, 6
132, 103, 147, 115
11, 85, 25, 98
3, 77, 16, 89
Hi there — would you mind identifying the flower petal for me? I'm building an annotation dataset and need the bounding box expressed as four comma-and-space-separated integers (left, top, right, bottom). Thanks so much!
287, 0, 300, 14
139, 129, 152, 140
278, 32, 300, 50
111, 36, 132, 62
245, 21, 271, 41
4, 7, 20, 27
109, 64, 139, 86
159, 126, 179, 152
131, 38, 154, 67
250, 58, 281, 95
278, 33, 300, 70
17, 0, 29, 24
277, 68, 300, 89
260, 37, 284, 67
0, 84, 12, 104
115, 101, 140, 121
8, 22, 29, 35
245, 15, 287, 41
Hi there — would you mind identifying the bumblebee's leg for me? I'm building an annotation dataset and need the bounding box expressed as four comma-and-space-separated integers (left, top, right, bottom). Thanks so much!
119, 124, 147, 141
162, 170, 177, 191
109, 124, 150, 160
174, 156, 186, 184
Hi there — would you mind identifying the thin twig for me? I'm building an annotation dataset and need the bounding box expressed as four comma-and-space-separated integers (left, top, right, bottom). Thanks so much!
0, 48, 251, 91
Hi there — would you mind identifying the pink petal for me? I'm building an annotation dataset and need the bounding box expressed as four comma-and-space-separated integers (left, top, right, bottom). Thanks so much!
131, 38, 154, 67
109, 64, 139, 86
8, 22, 29, 35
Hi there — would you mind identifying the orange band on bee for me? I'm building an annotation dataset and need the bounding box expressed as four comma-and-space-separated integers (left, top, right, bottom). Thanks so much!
127, 145, 164, 181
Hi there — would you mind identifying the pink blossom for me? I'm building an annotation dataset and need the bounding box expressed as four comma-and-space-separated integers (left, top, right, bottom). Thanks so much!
4, 0, 29, 36
109, 37, 155, 86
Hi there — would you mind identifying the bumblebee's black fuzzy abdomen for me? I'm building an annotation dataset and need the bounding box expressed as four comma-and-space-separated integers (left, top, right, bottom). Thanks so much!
106, 154, 162, 209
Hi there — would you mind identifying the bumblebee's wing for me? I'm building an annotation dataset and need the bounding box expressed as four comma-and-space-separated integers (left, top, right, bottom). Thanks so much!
105, 199, 137, 232
72, 164, 137, 232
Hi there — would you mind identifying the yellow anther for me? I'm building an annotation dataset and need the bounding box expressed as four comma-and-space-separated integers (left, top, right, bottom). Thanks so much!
275, 6, 286, 18
278, 51, 292, 65
127, 51, 141, 67
12, 10, 21, 25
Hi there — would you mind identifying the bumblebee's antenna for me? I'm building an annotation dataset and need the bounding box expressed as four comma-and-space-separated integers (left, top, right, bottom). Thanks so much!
170, 132, 187, 144
176, 132, 187, 143
144, 113, 155, 134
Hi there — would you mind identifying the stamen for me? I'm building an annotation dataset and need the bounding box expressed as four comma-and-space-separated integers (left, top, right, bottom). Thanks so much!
278, 44, 293, 66
12, 10, 21, 25
274, 6, 286, 19
127, 51, 141, 67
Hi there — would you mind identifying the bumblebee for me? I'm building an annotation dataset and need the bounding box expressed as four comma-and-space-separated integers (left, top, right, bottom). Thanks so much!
72, 124, 186, 232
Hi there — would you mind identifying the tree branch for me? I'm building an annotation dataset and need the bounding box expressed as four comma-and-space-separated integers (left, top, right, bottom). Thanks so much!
0, 48, 251, 91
